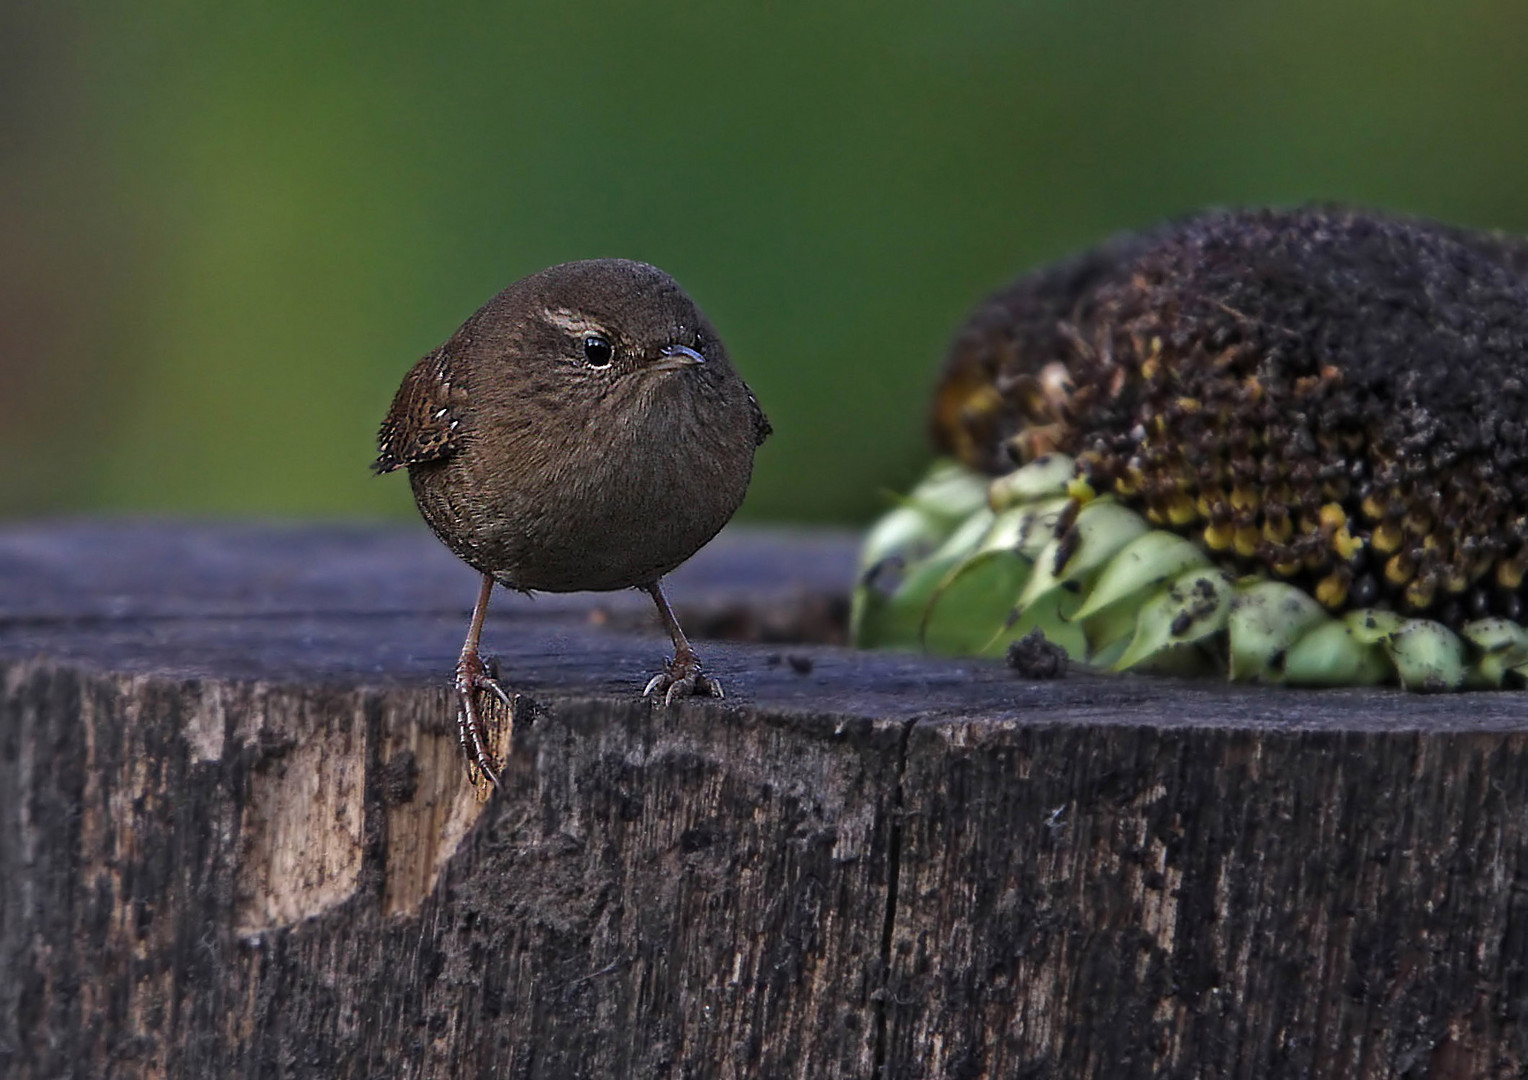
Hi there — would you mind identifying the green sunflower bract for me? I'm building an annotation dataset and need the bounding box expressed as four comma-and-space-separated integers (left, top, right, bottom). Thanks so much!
852, 456, 1528, 690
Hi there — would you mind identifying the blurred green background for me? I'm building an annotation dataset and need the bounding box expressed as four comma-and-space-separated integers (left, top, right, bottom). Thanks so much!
5, 1, 1528, 524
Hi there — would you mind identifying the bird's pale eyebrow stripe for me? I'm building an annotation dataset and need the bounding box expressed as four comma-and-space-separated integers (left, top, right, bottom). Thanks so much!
540, 307, 605, 337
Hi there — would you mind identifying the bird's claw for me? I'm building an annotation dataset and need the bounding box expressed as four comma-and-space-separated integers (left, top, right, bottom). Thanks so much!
455, 652, 514, 790
643, 655, 724, 705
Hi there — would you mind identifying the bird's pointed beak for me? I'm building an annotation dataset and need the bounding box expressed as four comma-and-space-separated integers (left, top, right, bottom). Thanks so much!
650, 344, 707, 373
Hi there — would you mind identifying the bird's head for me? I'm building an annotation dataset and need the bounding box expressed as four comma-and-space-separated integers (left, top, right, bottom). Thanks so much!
484, 259, 730, 401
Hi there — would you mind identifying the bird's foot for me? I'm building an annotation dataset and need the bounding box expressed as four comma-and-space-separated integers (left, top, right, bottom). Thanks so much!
643, 652, 724, 706
455, 651, 515, 791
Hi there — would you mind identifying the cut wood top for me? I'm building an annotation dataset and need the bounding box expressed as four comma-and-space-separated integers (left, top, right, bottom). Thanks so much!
3, 520, 1527, 733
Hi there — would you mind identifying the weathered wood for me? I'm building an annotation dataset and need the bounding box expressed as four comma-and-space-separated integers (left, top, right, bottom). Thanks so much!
886, 722, 1528, 1078
2, 522, 1526, 1078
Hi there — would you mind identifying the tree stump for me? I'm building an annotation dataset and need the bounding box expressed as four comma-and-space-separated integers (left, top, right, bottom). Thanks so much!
1, 522, 1525, 1078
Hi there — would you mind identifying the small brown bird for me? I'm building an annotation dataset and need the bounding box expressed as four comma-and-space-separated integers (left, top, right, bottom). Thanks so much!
375, 259, 770, 787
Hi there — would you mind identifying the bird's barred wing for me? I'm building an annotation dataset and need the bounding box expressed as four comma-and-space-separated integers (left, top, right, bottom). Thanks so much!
373, 347, 470, 473
747, 389, 772, 447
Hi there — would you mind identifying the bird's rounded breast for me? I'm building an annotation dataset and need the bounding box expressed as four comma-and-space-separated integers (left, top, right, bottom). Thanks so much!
466, 358, 758, 592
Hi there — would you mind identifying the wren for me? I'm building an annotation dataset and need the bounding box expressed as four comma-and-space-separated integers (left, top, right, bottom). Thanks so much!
376, 259, 770, 787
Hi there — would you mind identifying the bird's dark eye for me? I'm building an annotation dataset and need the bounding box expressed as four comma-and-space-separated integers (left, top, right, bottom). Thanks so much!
583, 335, 613, 368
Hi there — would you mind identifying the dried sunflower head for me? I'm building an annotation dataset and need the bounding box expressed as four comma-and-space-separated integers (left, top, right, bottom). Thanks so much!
858, 207, 1528, 689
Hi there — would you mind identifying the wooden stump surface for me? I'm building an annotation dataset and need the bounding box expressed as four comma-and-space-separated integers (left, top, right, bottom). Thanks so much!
2, 521, 1526, 1078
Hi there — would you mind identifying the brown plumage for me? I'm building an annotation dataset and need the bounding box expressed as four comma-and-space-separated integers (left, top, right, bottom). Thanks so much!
377, 258, 769, 787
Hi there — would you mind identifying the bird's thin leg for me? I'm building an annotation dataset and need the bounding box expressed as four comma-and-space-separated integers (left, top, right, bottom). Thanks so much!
641, 579, 724, 704
455, 572, 514, 788
647, 579, 697, 668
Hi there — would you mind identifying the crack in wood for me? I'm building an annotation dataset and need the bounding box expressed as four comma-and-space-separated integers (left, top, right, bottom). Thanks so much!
872, 716, 915, 1079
